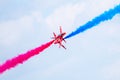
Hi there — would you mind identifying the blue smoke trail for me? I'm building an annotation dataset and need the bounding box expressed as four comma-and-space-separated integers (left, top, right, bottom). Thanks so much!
65, 4, 120, 39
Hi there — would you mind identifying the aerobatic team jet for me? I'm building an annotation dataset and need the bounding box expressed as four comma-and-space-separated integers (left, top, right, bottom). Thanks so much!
52, 26, 66, 49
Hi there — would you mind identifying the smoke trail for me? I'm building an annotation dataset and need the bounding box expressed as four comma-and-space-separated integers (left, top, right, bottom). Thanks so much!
65, 4, 120, 39
0, 40, 54, 74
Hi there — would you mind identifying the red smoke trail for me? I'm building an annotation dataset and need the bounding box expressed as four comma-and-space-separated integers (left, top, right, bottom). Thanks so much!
0, 40, 54, 74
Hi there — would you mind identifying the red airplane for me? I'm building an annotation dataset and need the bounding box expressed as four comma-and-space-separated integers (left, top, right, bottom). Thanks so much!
52, 26, 66, 49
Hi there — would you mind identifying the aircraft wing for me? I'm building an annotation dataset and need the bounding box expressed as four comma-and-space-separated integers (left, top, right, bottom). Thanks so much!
59, 41, 66, 49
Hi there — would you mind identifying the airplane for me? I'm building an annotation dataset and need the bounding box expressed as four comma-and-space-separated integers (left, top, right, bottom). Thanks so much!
52, 26, 66, 49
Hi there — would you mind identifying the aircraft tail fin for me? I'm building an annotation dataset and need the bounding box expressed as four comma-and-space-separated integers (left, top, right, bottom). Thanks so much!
60, 26, 62, 34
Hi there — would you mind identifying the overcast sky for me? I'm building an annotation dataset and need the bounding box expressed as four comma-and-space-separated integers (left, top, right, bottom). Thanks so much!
0, 0, 120, 80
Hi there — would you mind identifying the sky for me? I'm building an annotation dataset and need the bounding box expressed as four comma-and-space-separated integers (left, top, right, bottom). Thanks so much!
0, 0, 120, 80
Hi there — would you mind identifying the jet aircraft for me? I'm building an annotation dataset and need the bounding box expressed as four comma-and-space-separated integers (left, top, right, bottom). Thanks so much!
52, 26, 66, 49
